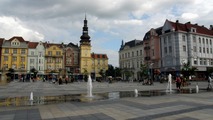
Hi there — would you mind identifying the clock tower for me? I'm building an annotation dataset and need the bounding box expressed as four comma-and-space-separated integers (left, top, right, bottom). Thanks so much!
79, 15, 92, 74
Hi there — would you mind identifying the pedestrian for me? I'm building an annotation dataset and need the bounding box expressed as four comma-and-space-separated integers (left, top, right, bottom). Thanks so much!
65, 77, 68, 84
176, 76, 181, 90
207, 76, 212, 90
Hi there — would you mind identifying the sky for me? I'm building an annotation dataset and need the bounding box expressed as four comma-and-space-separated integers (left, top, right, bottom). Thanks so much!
0, 0, 213, 67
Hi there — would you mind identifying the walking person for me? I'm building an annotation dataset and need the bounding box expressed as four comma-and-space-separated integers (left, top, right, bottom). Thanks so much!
176, 76, 181, 91
207, 76, 213, 90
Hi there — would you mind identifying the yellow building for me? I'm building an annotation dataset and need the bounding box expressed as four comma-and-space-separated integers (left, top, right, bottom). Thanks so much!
1, 37, 28, 78
79, 16, 108, 79
44, 43, 64, 75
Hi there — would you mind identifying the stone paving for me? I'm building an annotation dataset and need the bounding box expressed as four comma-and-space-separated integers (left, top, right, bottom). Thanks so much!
0, 80, 212, 120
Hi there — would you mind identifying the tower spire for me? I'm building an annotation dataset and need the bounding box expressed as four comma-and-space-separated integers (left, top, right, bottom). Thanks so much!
80, 14, 90, 44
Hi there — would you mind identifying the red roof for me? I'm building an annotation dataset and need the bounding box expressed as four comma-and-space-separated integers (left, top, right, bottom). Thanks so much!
28, 42, 39, 48
91, 53, 108, 59
167, 20, 213, 36
8, 36, 26, 42
0, 38, 4, 46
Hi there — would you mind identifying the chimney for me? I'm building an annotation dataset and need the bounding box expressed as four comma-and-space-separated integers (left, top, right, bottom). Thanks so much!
210, 25, 213, 30
176, 20, 179, 23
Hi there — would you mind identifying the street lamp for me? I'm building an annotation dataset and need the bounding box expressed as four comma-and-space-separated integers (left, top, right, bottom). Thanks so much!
149, 63, 154, 84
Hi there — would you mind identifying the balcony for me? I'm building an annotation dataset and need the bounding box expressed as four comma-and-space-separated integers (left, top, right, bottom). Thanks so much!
144, 46, 150, 50
145, 56, 150, 61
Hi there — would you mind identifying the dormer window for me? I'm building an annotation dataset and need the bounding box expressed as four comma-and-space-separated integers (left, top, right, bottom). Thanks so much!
11, 39, 20, 46
191, 28, 196, 32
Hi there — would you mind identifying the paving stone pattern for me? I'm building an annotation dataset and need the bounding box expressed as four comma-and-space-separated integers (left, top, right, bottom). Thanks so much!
0, 81, 213, 120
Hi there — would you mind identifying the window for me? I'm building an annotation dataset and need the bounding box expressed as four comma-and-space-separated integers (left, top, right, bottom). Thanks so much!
203, 59, 206, 65
39, 52, 42, 57
4, 49, 9, 54
203, 38, 205, 44
164, 37, 166, 44
193, 36, 196, 42
164, 47, 167, 54
30, 59, 34, 64
132, 51, 134, 57
200, 58, 203, 65
169, 46, 172, 53
206, 39, 208, 44
210, 39, 212, 45
12, 56, 17, 62
21, 49, 25, 54
193, 46, 197, 52
199, 38, 201, 43
4, 56, 8, 61
13, 49, 17, 54
21, 57, 25, 62
168, 35, 171, 43
183, 45, 186, 52
140, 50, 142, 55
211, 48, 212, 54
207, 48, 209, 54
199, 47, 202, 53
136, 51, 138, 56
56, 51, 61, 55
48, 51, 52, 55
31, 51, 34, 55
203, 47, 205, 53
182, 35, 186, 41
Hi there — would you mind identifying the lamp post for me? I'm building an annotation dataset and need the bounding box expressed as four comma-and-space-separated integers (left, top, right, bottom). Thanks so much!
149, 63, 154, 84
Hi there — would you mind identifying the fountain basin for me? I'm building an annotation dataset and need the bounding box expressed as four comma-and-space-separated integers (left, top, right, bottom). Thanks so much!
0, 88, 209, 107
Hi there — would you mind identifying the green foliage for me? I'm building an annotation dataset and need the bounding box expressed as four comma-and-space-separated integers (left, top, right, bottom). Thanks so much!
30, 68, 38, 78
181, 61, 197, 79
140, 64, 149, 79
99, 69, 105, 78
122, 68, 133, 80
207, 67, 213, 76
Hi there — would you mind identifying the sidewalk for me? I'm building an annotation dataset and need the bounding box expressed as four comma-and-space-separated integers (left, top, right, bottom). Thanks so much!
0, 81, 212, 120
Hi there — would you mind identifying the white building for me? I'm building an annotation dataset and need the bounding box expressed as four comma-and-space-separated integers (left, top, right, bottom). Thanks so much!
28, 41, 45, 74
119, 39, 144, 81
161, 20, 213, 77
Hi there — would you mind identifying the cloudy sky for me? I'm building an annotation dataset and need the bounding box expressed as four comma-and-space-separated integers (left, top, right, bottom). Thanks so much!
0, 0, 213, 67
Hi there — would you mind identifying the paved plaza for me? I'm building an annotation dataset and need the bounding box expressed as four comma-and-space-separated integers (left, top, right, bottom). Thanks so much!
0, 80, 213, 120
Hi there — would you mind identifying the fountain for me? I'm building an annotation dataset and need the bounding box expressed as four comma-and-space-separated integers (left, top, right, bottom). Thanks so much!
87, 75, 93, 97
30, 92, 33, 105
134, 89, 138, 97
166, 74, 172, 93
196, 83, 199, 93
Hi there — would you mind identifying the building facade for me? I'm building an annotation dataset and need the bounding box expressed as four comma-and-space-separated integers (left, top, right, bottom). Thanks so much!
119, 39, 144, 81
28, 41, 45, 75
79, 16, 109, 79
1, 37, 28, 79
161, 20, 213, 77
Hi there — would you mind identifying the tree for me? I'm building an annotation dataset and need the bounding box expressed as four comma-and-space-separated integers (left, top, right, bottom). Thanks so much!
181, 61, 197, 80
99, 69, 105, 79
30, 68, 38, 78
105, 65, 115, 77
122, 68, 133, 81
6, 68, 15, 82
207, 67, 213, 77
139, 64, 149, 80
83, 69, 88, 82
114, 67, 122, 77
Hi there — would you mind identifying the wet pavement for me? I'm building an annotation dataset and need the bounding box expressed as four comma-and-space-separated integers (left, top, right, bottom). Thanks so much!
0, 80, 213, 120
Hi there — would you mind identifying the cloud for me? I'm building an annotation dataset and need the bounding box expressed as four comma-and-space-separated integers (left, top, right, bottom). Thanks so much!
181, 13, 199, 20
0, 16, 44, 41
0, 0, 213, 67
